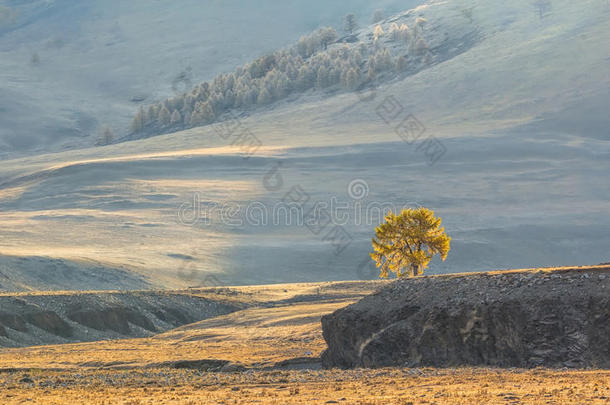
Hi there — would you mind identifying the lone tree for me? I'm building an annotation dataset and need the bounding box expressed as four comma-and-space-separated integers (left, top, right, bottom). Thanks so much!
343, 13, 358, 35
371, 208, 450, 278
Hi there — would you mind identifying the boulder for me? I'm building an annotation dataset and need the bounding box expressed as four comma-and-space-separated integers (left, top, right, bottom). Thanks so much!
321, 268, 610, 369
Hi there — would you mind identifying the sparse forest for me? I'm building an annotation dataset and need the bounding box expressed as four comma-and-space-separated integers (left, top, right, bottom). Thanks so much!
130, 14, 434, 138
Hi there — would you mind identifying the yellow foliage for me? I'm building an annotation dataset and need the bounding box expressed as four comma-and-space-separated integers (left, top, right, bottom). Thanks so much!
370, 207, 450, 278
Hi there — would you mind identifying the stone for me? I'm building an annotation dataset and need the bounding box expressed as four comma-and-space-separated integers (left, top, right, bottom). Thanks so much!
321, 270, 609, 369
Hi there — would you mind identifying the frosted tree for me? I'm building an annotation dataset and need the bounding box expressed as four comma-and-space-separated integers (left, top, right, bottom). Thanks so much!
130, 107, 146, 133
257, 87, 273, 105
414, 17, 427, 37
296, 65, 314, 90
343, 67, 361, 90
274, 72, 291, 98
285, 62, 298, 81
372, 9, 385, 24
183, 111, 192, 126
190, 101, 215, 125
375, 49, 393, 72
209, 93, 225, 112
223, 89, 235, 109
415, 38, 430, 55
389, 23, 401, 41
400, 24, 412, 46
225, 74, 236, 91
248, 87, 259, 105
366, 58, 377, 81
396, 55, 409, 72
201, 101, 215, 122
157, 106, 171, 127
98, 126, 115, 145
234, 85, 247, 108
146, 105, 158, 123
373, 25, 385, 42
170, 110, 182, 125
358, 42, 368, 58
343, 13, 358, 35
414, 37, 432, 64
316, 66, 329, 88
319, 27, 337, 50
328, 67, 341, 86
296, 35, 310, 58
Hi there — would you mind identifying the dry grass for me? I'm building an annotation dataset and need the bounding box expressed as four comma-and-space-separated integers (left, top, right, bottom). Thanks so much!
0, 300, 344, 369
0, 277, 608, 403
0, 368, 608, 404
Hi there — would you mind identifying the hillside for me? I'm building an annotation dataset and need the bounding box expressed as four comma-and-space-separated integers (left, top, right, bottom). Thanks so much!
0, 0, 608, 289
0, 289, 242, 348
0, 281, 384, 351
128, 6, 481, 140
0, 0, 416, 158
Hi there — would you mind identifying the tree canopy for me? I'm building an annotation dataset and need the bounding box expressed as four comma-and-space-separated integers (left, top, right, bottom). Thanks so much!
371, 208, 450, 278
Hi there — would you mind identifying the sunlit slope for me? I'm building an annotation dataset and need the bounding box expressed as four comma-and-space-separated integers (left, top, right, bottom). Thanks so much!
0, 0, 608, 289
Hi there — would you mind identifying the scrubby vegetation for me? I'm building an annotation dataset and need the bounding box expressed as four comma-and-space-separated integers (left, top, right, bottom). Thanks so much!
130, 15, 433, 138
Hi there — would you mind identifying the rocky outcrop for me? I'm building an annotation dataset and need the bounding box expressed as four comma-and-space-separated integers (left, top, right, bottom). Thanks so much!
322, 267, 610, 369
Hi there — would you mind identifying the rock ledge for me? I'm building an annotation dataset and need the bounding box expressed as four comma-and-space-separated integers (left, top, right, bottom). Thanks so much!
322, 267, 610, 369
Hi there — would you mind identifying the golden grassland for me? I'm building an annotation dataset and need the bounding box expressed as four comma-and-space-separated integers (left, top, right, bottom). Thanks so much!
0, 272, 609, 404
1, 367, 608, 404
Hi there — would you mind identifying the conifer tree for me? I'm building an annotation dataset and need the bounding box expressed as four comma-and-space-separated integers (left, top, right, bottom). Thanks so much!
98, 126, 114, 145
183, 111, 192, 126
319, 27, 338, 50
257, 87, 273, 105
372, 9, 385, 24
373, 25, 385, 42
400, 24, 412, 46
389, 23, 401, 41
170, 110, 182, 125
375, 48, 393, 71
296, 66, 314, 90
343, 13, 358, 35
396, 55, 408, 72
157, 106, 171, 127
414, 17, 427, 36
146, 105, 158, 123
130, 107, 146, 133
344, 67, 361, 90
316, 66, 329, 88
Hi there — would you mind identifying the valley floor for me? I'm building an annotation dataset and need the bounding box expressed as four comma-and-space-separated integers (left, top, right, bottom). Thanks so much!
0, 275, 608, 404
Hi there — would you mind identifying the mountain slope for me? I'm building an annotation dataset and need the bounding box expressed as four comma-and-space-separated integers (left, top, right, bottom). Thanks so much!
0, 0, 416, 158
0, 0, 608, 289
